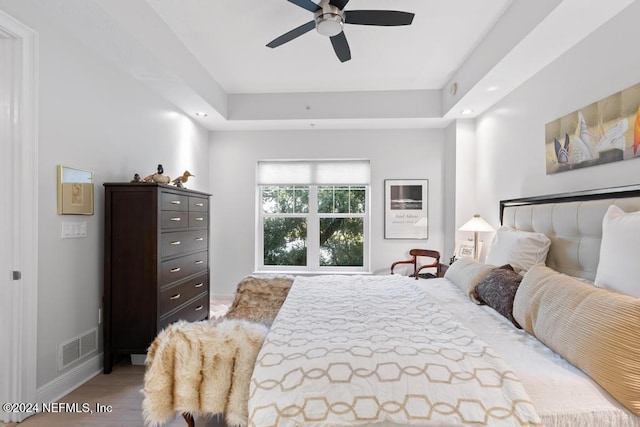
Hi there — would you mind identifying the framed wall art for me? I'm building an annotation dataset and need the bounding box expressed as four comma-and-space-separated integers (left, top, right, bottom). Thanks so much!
545, 81, 640, 174
384, 179, 428, 239
57, 165, 94, 215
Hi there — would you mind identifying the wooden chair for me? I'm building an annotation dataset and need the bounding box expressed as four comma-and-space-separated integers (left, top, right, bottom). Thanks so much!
390, 249, 441, 280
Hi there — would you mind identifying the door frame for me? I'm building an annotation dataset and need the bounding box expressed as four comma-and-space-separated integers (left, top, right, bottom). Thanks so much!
0, 10, 39, 423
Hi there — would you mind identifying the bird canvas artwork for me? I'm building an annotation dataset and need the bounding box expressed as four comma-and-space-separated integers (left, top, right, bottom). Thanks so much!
545, 81, 640, 174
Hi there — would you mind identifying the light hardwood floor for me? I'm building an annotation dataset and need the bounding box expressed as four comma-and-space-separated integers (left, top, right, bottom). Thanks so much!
7, 299, 233, 427
7, 359, 227, 427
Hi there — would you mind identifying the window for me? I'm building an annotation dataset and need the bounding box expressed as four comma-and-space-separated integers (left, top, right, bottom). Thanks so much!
257, 160, 370, 272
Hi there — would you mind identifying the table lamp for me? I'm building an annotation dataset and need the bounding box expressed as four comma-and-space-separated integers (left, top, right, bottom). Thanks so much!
459, 214, 494, 260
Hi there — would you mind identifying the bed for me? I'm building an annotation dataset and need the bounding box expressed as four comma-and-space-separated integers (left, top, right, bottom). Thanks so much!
143, 185, 640, 427
248, 185, 640, 427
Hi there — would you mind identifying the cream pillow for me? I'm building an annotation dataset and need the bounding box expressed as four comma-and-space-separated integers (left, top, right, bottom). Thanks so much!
485, 226, 550, 272
444, 258, 495, 301
514, 264, 640, 416
594, 205, 640, 297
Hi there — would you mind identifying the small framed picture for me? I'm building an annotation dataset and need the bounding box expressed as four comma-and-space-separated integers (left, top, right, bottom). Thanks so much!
454, 240, 479, 259
57, 165, 94, 215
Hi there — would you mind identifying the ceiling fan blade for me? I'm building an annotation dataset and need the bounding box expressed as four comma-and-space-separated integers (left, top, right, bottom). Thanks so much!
330, 31, 351, 62
345, 10, 415, 26
288, 0, 321, 13
267, 20, 316, 48
329, 0, 350, 10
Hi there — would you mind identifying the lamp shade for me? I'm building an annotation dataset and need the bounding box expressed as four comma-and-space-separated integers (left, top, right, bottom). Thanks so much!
459, 214, 494, 232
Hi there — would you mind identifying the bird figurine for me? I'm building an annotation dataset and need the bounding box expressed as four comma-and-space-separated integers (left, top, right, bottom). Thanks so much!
172, 171, 194, 188
143, 164, 170, 184
130, 173, 142, 183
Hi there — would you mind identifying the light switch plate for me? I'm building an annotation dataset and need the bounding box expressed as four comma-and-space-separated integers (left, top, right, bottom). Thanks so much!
61, 221, 88, 238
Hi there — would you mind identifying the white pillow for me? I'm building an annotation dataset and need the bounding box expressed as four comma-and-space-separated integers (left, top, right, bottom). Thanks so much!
485, 226, 551, 272
594, 205, 640, 298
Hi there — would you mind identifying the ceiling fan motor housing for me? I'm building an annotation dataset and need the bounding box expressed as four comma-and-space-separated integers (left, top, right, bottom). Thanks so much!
314, 3, 344, 37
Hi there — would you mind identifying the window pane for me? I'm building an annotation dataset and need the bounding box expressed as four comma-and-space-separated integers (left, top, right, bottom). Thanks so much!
318, 186, 366, 214
349, 187, 366, 213
333, 186, 349, 213
318, 187, 333, 213
294, 187, 309, 213
262, 186, 309, 213
319, 218, 364, 266
262, 186, 279, 213
282, 187, 295, 213
263, 217, 307, 266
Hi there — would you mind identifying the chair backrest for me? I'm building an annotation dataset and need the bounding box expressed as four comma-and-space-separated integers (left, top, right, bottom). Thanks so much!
391, 249, 441, 279
409, 249, 440, 259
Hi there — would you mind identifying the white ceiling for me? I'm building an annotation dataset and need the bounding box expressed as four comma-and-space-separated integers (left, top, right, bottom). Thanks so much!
147, 0, 512, 94
36, 0, 635, 130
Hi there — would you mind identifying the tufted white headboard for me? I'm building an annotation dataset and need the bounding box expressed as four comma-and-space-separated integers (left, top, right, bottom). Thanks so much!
500, 185, 640, 281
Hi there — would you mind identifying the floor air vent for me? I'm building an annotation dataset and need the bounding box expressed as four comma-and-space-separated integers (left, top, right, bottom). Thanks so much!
58, 328, 98, 371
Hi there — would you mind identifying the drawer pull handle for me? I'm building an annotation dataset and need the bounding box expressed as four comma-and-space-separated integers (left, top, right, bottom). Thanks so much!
169, 293, 181, 300
195, 305, 203, 311
170, 267, 181, 273
170, 200, 181, 205
195, 283, 204, 288
195, 237, 204, 241
170, 217, 182, 221
170, 241, 181, 245
194, 217, 204, 221
195, 202, 204, 207
195, 260, 204, 265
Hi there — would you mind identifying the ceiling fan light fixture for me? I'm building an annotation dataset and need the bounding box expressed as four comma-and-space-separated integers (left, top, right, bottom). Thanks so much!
315, 13, 344, 37
267, 0, 414, 63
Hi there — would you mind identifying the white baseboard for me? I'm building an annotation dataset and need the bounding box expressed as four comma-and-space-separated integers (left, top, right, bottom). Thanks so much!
36, 353, 103, 404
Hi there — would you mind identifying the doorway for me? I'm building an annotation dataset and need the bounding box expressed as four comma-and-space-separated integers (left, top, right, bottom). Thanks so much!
0, 10, 38, 423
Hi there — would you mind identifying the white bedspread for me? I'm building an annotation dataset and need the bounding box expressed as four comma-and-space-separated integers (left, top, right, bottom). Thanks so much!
420, 278, 640, 427
248, 275, 542, 426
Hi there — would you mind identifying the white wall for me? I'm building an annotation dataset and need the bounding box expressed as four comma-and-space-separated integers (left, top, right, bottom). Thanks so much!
209, 129, 446, 297
474, 2, 640, 228
0, 1, 210, 391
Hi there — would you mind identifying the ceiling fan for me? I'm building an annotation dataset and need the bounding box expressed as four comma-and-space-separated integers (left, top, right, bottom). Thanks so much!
267, 0, 415, 63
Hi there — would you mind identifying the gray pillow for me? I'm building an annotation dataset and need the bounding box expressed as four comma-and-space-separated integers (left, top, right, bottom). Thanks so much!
473, 264, 522, 328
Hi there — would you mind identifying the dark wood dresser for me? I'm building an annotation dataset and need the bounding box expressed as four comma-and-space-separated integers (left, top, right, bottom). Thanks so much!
103, 183, 211, 374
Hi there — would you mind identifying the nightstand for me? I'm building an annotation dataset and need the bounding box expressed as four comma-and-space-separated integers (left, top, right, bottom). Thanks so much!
437, 263, 449, 277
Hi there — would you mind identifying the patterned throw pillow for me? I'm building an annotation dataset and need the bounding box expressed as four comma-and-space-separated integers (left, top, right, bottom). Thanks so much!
473, 264, 523, 328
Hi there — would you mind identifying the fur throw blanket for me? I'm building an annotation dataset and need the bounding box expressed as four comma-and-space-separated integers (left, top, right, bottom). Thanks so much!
142, 319, 268, 427
142, 275, 293, 427
224, 274, 293, 327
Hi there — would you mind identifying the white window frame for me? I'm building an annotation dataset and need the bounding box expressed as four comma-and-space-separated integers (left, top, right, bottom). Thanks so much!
256, 184, 370, 274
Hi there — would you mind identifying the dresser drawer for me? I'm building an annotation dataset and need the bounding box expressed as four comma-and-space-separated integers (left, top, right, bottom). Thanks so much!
158, 293, 209, 331
158, 273, 208, 316
161, 192, 188, 211
160, 251, 208, 286
189, 212, 208, 228
161, 230, 208, 258
161, 211, 189, 229
189, 197, 208, 212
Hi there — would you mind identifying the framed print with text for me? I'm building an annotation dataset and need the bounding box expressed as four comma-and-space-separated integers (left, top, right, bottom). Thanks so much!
384, 179, 428, 239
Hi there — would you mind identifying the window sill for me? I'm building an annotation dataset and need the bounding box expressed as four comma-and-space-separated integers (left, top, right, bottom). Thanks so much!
253, 270, 373, 276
